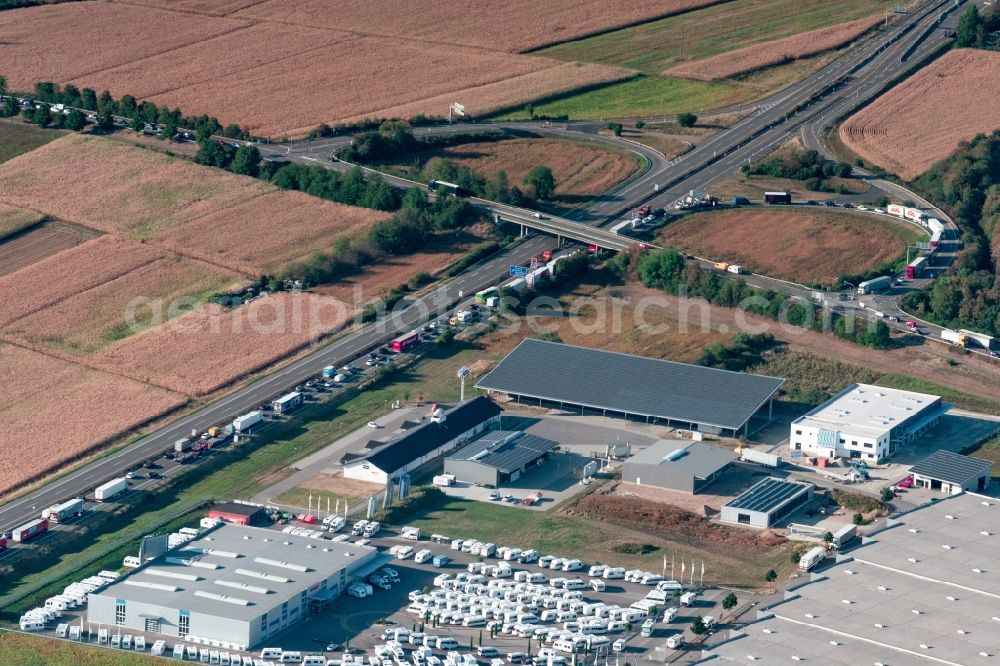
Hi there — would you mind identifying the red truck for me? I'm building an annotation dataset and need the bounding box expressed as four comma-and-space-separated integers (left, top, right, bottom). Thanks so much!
12, 518, 48, 543
391, 331, 419, 352
0, 537, 6, 551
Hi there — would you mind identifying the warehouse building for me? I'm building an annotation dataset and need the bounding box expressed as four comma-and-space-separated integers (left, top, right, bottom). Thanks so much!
343, 397, 502, 484
720, 477, 814, 528
702, 492, 1000, 665
622, 440, 737, 494
87, 524, 376, 650
789, 383, 942, 462
909, 449, 991, 495
206, 502, 269, 527
444, 431, 557, 487
476, 339, 784, 437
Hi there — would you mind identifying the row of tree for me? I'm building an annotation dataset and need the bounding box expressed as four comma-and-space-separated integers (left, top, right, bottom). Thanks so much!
954, 4, 1000, 49
903, 131, 1000, 336
743, 147, 854, 189
632, 248, 891, 349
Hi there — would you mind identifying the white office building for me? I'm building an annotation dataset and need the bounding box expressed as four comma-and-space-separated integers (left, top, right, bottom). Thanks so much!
87, 524, 376, 650
789, 384, 942, 462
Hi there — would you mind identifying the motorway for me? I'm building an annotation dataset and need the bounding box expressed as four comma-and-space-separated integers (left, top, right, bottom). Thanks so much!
0, 0, 986, 542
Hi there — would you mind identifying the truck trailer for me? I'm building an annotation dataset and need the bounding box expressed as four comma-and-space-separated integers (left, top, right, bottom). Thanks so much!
798, 546, 826, 571
42, 498, 85, 523
764, 191, 791, 205
857, 276, 892, 295
272, 391, 302, 414
233, 410, 263, 432
391, 331, 419, 352
94, 478, 127, 502
12, 518, 48, 543
905, 256, 927, 279
941, 329, 967, 348
174, 437, 192, 453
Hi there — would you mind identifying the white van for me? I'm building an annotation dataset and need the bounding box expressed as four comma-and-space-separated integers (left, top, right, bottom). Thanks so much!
436, 638, 460, 651
680, 592, 698, 607
662, 607, 678, 623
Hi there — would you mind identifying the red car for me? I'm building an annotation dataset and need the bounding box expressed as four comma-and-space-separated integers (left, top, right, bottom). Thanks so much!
897, 475, 914, 489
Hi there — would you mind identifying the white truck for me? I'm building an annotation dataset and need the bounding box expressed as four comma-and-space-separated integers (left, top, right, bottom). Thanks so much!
433, 474, 456, 487
739, 448, 781, 468
42, 498, 85, 523
401, 526, 421, 540
799, 546, 826, 572
94, 478, 127, 502
233, 410, 263, 432
726, 265, 744, 274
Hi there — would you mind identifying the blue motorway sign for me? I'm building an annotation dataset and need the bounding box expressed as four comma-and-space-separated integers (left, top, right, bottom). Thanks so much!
510, 265, 528, 277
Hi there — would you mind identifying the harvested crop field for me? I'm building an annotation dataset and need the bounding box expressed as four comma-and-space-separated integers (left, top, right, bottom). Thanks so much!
0, 220, 98, 277
142, 39, 563, 137
338, 63, 634, 126
4, 254, 240, 354
0, 2, 249, 91
230, 0, 726, 52
839, 49, 1000, 180
429, 138, 639, 201
660, 208, 920, 285
0, 202, 46, 243
0, 343, 184, 494
149, 191, 390, 276
0, 235, 161, 328
663, 14, 881, 81
94, 292, 352, 395
0, 134, 269, 238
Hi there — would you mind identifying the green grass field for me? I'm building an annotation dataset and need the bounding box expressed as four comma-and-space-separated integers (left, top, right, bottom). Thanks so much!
0, 122, 60, 164
0, 630, 160, 665
407, 497, 792, 589
876, 374, 1000, 416
493, 76, 747, 120
535, 0, 894, 75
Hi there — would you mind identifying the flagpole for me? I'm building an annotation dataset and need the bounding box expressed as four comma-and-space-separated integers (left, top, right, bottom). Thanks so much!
671, 555, 675, 580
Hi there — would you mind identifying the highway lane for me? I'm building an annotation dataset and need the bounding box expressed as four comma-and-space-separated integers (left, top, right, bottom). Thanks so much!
0, 0, 981, 538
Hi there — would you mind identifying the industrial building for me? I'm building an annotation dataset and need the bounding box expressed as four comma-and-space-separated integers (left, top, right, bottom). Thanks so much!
789, 383, 942, 462
206, 502, 269, 527
622, 440, 737, 494
444, 431, 558, 487
909, 449, 991, 495
702, 492, 1000, 665
342, 397, 502, 484
720, 477, 814, 528
476, 339, 784, 436
87, 524, 376, 650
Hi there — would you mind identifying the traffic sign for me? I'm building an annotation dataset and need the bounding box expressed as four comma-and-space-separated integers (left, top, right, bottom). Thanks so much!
457, 366, 471, 379
509, 265, 528, 277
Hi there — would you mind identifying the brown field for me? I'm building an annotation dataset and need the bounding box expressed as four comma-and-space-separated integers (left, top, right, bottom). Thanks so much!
118, 0, 267, 15
4, 255, 240, 353
69, 22, 346, 100
395, 137, 639, 201
0, 134, 269, 238
660, 208, 918, 285
0, 343, 184, 493
94, 292, 352, 395
143, 39, 559, 137
149, 190, 390, 275
663, 14, 881, 81
0, 220, 99, 277
0, 202, 45, 241
0, 235, 161, 327
839, 49, 1000, 180
0, 2, 249, 91
231, 0, 726, 52
338, 63, 633, 126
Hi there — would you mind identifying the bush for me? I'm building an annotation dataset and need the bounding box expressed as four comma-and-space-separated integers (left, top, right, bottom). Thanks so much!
677, 112, 698, 128
612, 543, 660, 555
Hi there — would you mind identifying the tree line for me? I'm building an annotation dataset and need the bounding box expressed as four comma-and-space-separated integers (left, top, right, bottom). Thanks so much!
954, 4, 1000, 50
742, 147, 855, 194
627, 248, 891, 349
903, 131, 1000, 336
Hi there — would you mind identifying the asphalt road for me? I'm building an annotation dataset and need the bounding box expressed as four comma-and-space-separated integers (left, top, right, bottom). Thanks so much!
0, 0, 985, 537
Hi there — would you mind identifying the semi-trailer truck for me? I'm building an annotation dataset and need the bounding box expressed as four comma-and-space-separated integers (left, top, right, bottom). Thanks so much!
42, 498, 85, 523
174, 437, 192, 453
857, 276, 892, 294
12, 518, 48, 542
94, 478, 127, 502
941, 329, 967, 348
799, 546, 826, 571
233, 410, 263, 432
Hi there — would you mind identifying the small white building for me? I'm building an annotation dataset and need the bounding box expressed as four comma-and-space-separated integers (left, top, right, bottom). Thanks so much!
343, 397, 502, 484
789, 384, 942, 462
909, 449, 991, 495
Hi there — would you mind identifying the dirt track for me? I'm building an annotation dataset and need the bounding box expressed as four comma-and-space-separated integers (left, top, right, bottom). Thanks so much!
620, 285, 1000, 401
0, 220, 99, 277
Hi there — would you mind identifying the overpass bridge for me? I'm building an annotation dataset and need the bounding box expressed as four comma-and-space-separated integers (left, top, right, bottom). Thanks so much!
482, 201, 657, 253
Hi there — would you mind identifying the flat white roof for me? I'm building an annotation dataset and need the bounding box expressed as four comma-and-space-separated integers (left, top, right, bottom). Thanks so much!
792, 383, 940, 439
705, 493, 1000, 666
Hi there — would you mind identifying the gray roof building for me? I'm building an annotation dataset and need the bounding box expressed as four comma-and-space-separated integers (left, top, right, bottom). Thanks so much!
622, 440, 737, 493
702, 492, 1000, 665
476, 339, 784, 436
720, 477, 814, 528
87, 524, 376, 650
444, 431, 557, 487
909, 449, 991, 495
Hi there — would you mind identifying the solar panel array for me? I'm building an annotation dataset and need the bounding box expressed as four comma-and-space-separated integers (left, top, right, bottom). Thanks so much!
448, 431, 557, 473
725, 477, 811, 513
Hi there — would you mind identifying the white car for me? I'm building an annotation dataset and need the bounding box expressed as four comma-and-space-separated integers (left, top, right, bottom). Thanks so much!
368, 421, 380, 428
